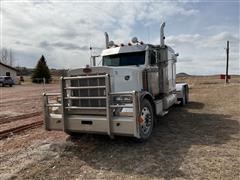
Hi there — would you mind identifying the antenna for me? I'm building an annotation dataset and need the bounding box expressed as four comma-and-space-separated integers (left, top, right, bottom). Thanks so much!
89, 42, 93, 65
89, 44, 100, 66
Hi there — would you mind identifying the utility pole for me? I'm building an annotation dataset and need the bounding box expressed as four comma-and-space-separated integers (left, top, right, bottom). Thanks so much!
225, 41, 229, 84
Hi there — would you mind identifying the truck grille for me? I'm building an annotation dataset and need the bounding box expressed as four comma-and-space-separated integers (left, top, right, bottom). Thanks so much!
62, 74, 109, 115
70, 76, 106, 107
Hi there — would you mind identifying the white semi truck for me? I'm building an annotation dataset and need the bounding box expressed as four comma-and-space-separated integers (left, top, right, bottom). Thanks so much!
43, 22, 189, 141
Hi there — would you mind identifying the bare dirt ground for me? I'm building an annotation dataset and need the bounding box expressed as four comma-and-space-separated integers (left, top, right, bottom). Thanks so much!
0, 83, 58, 117
0, 76, 239, 180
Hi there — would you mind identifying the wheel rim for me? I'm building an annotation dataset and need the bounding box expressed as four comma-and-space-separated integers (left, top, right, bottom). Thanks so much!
140, 106, 152, 135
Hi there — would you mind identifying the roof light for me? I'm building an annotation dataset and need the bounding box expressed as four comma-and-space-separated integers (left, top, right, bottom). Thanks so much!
140, 41, 144, 45
108, 41, 115, 47
120, 43, 124, 47
131, 37, 138, 44
128, 42, 132, 46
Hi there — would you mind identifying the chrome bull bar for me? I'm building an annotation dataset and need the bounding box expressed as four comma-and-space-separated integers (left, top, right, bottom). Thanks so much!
43, 75, 140, 138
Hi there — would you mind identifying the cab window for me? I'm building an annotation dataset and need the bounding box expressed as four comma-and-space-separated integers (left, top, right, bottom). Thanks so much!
103, 51, 145, 66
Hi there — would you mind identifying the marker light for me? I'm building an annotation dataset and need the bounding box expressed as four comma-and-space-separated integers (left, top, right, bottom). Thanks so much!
131, 37, 138, 43
108, 41, 115, 47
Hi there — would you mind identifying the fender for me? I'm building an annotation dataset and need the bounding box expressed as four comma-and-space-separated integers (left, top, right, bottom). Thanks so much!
139, 91, 155, 113
176, 83, 188, 99
139, 91, 154, 102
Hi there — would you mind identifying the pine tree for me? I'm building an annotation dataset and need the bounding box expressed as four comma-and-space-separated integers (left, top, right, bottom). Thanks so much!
32, 55, 51, 83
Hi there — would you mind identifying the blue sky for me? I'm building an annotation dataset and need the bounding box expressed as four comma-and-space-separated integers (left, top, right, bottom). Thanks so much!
1, 0, 239, 75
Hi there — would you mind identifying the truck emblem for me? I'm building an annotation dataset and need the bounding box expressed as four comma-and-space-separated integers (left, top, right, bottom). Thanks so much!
83, 64, 92, 73
124, 75, 130, 80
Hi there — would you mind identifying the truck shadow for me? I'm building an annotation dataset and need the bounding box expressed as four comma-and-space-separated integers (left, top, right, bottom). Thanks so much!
64, 101, 239, 179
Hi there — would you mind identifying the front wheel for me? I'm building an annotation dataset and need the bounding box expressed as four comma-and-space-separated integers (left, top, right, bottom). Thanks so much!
137, 99, 154, 141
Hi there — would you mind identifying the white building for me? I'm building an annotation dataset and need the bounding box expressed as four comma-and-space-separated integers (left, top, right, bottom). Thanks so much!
0, 62, 18, 83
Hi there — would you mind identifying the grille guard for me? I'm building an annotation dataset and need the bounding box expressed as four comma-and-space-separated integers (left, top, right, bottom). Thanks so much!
43, 74, 140, 138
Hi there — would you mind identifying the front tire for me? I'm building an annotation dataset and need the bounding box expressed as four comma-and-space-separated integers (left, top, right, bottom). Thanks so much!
137, 99, 154, 141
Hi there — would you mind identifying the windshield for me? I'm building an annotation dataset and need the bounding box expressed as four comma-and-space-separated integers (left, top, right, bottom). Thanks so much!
102, 51, 145, 66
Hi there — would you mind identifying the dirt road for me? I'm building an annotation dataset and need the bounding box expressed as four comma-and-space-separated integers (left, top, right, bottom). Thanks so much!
0, 76, 239, 179
0, 83, 59, 117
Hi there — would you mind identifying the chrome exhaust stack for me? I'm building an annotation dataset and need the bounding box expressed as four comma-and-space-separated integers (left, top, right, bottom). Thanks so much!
160, 22, 166, 47
105, 32, 109, 48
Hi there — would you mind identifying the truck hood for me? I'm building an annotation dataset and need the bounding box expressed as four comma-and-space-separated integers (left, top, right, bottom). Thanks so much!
68, 66, 145, 92
68, 66, 144, 77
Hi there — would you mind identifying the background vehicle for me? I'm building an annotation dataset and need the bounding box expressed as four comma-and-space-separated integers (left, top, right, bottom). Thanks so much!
43, 22, 189, 141
0, 76, 14, 87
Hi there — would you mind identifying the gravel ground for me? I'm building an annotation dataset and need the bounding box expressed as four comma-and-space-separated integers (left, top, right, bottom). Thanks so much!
0, 76, 239, 180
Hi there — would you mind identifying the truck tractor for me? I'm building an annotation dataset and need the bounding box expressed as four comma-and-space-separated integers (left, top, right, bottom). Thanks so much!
43, 22, 189, 141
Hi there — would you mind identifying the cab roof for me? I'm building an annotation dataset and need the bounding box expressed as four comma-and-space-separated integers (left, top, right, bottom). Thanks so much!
101, 44, 173, 57
101, 44, 148, 56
